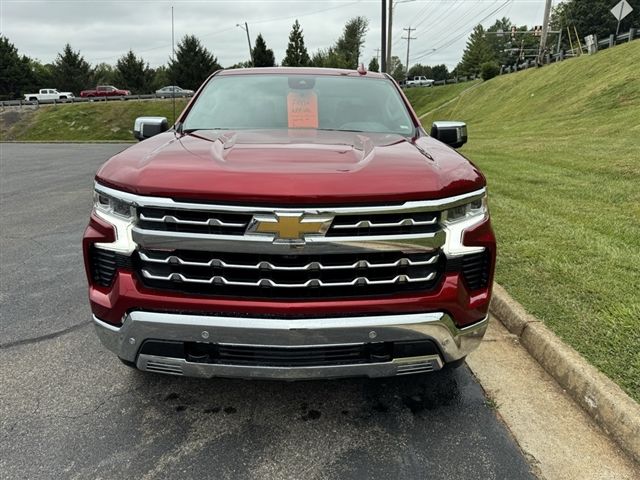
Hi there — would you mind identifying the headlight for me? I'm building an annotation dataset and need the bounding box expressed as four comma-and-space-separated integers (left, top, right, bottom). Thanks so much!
94, 190, 134, 220
442, 195, 487, 224
93, 186, 136, 254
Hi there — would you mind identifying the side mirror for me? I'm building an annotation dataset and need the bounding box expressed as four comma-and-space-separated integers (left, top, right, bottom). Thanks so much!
134, 116, 168, 141
431, 121, 467, 148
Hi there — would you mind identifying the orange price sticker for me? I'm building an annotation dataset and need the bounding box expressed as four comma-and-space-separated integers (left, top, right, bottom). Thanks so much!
287, 91, 319, 129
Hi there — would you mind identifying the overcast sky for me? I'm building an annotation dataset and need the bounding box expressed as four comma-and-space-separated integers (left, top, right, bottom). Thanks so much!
1, 0, 548, 70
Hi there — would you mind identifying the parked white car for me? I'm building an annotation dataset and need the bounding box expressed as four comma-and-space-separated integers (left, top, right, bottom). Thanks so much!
24, 89, 74, 102
406, 76, 435, 87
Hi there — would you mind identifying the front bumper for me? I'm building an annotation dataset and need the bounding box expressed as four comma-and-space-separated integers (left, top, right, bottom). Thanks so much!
93, 311, 488, 380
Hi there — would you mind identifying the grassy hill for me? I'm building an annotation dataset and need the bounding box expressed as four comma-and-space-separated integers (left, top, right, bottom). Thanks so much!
1, 99, 188, 142
406, 41, 640, 401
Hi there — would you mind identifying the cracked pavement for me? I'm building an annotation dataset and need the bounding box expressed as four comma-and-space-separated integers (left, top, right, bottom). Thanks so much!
0, 143, 535, 479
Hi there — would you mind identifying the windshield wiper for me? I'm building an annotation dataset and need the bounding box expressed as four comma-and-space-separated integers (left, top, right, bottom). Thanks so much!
182, 128, 233, 134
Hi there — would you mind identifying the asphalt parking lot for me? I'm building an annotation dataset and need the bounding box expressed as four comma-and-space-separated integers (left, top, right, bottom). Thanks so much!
0, 143, 535, 479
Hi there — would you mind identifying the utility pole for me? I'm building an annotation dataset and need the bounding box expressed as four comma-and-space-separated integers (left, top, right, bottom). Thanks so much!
236, 22, 254, 66
402, 27, 416, 78
538, 0, 552, 65
171, 5, 176, 124
381, 0, 387, 72
386, 0, 393, 73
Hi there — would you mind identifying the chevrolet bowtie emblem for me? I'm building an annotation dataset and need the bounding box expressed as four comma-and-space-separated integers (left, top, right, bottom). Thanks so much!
247, 213, 333, 243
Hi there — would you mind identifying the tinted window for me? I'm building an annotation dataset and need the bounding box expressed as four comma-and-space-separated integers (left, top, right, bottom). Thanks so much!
183, 75, 414, 136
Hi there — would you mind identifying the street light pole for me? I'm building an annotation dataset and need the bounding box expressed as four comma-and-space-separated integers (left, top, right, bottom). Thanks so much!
237, 22, 254, 66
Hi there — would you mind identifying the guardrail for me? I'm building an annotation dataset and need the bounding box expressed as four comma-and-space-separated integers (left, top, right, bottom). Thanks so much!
0, 93, 192, 108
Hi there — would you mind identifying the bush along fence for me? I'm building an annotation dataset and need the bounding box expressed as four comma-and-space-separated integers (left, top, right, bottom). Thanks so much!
501, 27, 637, 74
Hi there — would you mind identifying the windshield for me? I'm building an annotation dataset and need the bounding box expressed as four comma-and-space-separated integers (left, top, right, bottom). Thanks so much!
182, 74, 415, 136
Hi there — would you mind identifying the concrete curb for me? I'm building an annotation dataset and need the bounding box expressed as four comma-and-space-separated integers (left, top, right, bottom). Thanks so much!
490, 283, 640, 465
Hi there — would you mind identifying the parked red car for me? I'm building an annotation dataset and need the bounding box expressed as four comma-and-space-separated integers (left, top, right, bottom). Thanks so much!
84, 67, 495, 380
80, 85, 130, 97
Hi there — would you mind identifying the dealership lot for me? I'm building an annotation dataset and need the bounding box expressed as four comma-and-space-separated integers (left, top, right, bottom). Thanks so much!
0, 144, 534, 479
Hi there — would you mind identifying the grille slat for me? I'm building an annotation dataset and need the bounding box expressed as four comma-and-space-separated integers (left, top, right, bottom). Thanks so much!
137, 250, 443, 299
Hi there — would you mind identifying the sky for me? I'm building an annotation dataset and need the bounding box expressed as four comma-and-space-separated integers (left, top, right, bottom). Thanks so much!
1, 0, 549, 70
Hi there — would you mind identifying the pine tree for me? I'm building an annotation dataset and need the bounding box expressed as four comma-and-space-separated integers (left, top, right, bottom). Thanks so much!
252, 34, 275, 67
115, 50, 151, 94
335, 16, 369, 68
282, 20, 310, 67
168, 35, 220, 90
368, 57, 380, 72
52, 44, 92, 94
457, 25, 495, 76
0, 36, 33, 99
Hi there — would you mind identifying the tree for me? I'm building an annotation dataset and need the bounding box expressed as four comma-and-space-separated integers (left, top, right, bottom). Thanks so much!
227, 61, 253, 69
282, 20, 310, 67
149, 66, 170, 90
334, 16, 369, 68
431, 64, 449, 81
27, 60, 55, 93
92, 63, 116, 86
368, 57, 380, 72
168, 35, 220, 90
252, 33, 275, 67
485, 17, 514, 66
551, 0, 640, 50
51, 44, 92, 94
407, 64, 433, 79
456, 25, 495, 76
389, 56, 405, 82
115, 50, 151, 93
480, 61, 500, 80
309, 47, 351, 68
0, 36, 33, 99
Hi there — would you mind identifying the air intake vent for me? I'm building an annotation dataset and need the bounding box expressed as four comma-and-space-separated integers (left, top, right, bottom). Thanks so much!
461, 251, 491, 291
89, 247, 133, 287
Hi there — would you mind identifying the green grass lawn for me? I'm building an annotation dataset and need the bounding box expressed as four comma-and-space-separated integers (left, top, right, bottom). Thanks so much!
407, 41, 640, 402
402, 80, 481, 117
1, 99, 188, 142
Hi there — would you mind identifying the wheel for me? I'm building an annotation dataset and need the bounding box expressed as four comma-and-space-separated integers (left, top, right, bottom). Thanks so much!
29, 97, 37, 102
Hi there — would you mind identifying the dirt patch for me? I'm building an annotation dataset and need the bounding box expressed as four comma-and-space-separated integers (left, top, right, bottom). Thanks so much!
0, 108, 36, 140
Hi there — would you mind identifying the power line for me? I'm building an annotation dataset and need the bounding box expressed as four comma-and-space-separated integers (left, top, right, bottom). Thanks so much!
411, 0, 513, 62
410, 0, 504, 59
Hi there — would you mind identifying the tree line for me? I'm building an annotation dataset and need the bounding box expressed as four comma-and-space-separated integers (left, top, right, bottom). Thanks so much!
1, 17, 368, 99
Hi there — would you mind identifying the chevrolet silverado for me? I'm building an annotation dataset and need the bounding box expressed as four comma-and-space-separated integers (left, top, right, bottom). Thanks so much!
84, 67, 495, 380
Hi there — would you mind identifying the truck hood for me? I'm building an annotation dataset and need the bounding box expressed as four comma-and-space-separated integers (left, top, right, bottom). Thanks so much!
96, 129, 485, 204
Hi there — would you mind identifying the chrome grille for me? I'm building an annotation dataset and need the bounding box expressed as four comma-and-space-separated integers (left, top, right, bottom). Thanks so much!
137, 250, 443, 299
327, 211, 440, 236
137, 207, 251, 235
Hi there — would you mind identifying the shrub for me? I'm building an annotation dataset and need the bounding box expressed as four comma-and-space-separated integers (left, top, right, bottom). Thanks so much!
480, 62, 500, 81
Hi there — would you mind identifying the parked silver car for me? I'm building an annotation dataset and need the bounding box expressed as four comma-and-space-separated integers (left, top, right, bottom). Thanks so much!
155, 86, 194, 98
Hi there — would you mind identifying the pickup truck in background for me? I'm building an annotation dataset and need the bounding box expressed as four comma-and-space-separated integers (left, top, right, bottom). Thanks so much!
80, 85, 131, 98
406, 76, 435, 87
24, 89, 74, 102
85, 67, 495, 380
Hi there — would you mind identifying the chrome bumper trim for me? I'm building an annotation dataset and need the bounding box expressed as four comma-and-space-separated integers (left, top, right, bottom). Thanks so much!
93, 311, 488, 380
135, 353, 444, 379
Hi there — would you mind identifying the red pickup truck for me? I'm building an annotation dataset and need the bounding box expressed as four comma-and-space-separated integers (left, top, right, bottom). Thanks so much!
80, 85, 130, 98
84, 67, 495, 380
